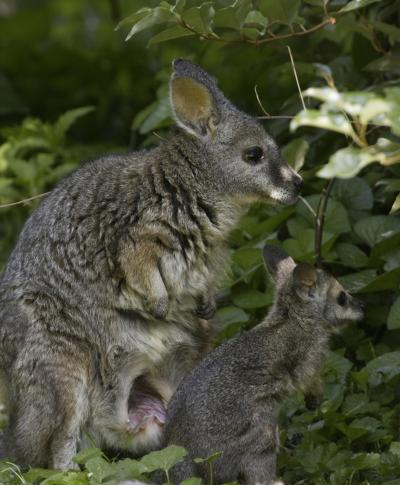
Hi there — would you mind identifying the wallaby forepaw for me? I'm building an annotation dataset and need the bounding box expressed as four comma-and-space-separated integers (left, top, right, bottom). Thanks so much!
147, 296, 169, 319
195, 295, 216, 320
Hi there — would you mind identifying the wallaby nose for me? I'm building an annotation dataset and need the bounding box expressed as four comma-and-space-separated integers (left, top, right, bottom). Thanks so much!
294, 176, 303, 193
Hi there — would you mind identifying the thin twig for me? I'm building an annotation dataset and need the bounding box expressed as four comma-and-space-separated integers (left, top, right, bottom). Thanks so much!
0, 192, 50, 209
152, 131, 167, 141
299, 196, 319, 221
254, 85, 270, 116
287, 45, 306, 111
315, 179, 335, 267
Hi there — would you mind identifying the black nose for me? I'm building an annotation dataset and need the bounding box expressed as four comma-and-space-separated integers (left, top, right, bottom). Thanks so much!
294, 176, 303, 192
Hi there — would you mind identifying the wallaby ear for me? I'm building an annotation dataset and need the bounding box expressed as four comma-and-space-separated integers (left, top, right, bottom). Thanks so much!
262, 244, 296, 284
293, 263, 318, 300
170, 59, 220, 138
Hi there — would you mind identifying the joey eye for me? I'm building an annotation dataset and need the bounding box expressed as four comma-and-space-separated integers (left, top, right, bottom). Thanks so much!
242, 146, 264, 164
337, 291, 347, 307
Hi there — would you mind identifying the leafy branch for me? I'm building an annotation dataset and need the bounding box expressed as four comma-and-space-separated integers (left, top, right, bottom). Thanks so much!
118, 1, 339, 47
176, 15, 336, 46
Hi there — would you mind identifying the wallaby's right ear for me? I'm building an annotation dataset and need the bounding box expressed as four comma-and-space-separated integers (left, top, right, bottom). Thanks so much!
170, 59, 220, 138
262, 244, 296, 284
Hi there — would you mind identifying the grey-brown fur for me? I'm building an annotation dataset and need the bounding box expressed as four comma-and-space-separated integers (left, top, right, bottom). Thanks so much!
163, 245, 364, 485
0, 60, 302, 469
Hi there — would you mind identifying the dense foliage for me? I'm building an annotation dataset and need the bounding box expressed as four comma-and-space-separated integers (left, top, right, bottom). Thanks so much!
1, 0, 400, 484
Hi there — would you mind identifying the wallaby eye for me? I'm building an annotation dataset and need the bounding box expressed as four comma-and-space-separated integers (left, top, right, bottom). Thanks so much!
243, 146, 264, 164
337, 291, 347, 307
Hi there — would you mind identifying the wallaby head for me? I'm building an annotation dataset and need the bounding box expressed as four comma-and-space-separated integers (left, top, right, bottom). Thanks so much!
262, 244, 364, 326
170, 59, 303, 205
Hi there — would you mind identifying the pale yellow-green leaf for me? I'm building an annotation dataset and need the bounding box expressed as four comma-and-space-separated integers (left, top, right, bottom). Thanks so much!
290, 110, 354, 137
303, 87, 342, 105
390, 193, 400, 214
318, 146, 385, 179
359, 99, 391, 126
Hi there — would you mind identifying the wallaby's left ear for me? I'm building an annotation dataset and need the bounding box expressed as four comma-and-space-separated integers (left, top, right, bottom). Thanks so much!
170, 59, 220, 138
293, 263, 317, 299
262, 244, 296, 285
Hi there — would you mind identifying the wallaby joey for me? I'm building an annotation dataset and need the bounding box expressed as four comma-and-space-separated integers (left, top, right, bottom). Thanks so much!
163, 245, 364, 485
0, 60, 302, 469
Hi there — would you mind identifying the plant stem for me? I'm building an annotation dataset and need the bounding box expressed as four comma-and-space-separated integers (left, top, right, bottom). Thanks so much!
178, 17, 336, 46
315, 179, 335, 267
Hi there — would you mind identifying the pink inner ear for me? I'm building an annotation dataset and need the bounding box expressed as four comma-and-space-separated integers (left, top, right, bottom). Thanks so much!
294, 263, 317, 287
128, 390, 166, 432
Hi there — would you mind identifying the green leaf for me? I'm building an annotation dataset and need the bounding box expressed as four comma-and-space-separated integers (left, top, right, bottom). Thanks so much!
338, 269, 377, 293
140, 95, 172, 134
389, 442, 400, 456
283, 229, 336, 260
213, 1, 246, 29
365, 351, 400, 386
387, 297, 400, 329
385, 87, 400, 136
23, 468, 57, 482
194, 452, 222, 464
245, 206, 294, 236
359, 98, 391, 126
216, 306, 249, 327
332, 177, 373, 211
371, 233, 400, 262
349, 416, 382, 433
290, 110, 355, 138
355, 215, 400, 247
259, 0, 301, 25
231, 287, 272, 309
85, 457, 116, 482
182, 3, 215, 33
340, 0, 384, 12
359, 268, 400, 293
140, 445, 187, 473
390, 193, 400, 214
318, 146, 385, 179
231, 248, 261, 269
116, 8, 152, 30
9, 159, 36, 181
180, 478, 203, 485
54, 106, 94, 140
324, 351, 353, 384
125, 7, 175, 41
296, 195, 351, 234
282, 138, 309, 171
243, 10, 268, 29
114, 458, 148, 480
73, 448, 103, 465
173, 0, 186, 14
148, 25, 194, 45
336, 243, 369, 269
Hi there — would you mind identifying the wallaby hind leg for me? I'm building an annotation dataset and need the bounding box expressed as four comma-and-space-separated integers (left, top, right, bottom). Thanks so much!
240, 451, 279, 485
168, 457, 198, 484
6, 355, 88, 470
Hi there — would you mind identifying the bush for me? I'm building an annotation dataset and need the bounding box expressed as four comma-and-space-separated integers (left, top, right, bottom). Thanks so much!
1, 1, 400, 483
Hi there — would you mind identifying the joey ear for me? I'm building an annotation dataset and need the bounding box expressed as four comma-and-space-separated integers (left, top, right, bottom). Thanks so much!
262, 244, 296, 284
293, 263, 318, 299
170, 77, 219, 138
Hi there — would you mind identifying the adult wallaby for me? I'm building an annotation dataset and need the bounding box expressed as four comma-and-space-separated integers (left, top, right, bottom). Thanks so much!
163, 245, 364, 485
0, 60, 302, 469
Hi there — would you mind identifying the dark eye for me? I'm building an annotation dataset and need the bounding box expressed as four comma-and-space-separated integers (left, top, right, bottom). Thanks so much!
242, 146, 264, 164
337, 291, 347, 307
